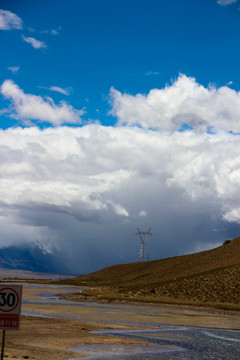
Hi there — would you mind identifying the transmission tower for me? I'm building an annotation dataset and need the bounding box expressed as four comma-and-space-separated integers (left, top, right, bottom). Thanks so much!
135, 228, 152, 262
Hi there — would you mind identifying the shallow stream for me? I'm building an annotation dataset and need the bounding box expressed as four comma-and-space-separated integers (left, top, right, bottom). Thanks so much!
21, 284, 240, 359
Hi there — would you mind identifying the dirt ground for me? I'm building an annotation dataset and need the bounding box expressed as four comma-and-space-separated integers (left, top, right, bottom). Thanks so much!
4, 306, 240, 360
2, 284, 240, 360
3, 316, 146, 360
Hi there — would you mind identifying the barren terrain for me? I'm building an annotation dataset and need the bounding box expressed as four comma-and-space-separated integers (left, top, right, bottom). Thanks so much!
1, 284, 240, 360
60, 237, 240, 309
4, 316, 146, 360
1, 238, 240, 359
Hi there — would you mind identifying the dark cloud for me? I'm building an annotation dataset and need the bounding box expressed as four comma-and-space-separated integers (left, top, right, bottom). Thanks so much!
0, 76, 240, 273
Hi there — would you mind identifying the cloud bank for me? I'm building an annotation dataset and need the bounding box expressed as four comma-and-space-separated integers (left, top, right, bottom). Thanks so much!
0, 75, 240, 272
0, 124, 239, 272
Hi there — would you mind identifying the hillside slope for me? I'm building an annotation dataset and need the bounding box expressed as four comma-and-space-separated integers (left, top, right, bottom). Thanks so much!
63, 237, 240, 307
66, 236, 240, 287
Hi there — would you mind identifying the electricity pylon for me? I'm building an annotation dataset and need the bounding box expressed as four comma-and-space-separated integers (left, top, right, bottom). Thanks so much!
135, 228, 152, 262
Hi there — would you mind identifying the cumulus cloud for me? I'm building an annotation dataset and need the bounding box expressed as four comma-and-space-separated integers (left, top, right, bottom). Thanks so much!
0, 123, 239, 272
110, 74, 240, 133
0, 9, 22, 30
0, 80, 84, 125
21, 35, 47, 49
217, 0, 237, 5
2, 75, 240, 272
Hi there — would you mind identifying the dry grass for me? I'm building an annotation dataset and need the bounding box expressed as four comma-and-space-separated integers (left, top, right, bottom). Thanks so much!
60, 236, 240, 309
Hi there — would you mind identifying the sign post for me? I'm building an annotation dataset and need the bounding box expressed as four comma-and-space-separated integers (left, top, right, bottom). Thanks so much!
1, 329, 5, 360
0, 285, 22, 360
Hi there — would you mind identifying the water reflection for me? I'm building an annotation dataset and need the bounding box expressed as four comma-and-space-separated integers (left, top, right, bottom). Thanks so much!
21, 284, 240, 360
68, 343, 184, 359
70, 327, 240, 359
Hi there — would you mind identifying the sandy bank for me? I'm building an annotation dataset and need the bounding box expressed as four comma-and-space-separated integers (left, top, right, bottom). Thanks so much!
3, 316, 146, 360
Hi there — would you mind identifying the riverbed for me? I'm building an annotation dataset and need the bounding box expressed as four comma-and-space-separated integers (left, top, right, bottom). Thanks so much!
17, 283, 240, 359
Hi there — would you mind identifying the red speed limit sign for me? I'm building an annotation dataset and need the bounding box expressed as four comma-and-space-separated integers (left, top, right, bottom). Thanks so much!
0, 285, 22, 330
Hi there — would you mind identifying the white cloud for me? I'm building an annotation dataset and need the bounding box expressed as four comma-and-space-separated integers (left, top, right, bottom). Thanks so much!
0, 9, 22, 30
1, 80, 84, 125
22, 35, 47, 49
0, 125, 239, 266
8, 66, 20, 74
29, 27, 61, 35
217, 0, 237, 5
40, 28, 59, 35
38, 86, 70, 96
51, 29, 58, 35
0, 126, 133, 224
2, 75, 240, 271
110, 74, 240, 133
49, 86, 70, 96
107, 201, 129, 217
145, 71, 160, 76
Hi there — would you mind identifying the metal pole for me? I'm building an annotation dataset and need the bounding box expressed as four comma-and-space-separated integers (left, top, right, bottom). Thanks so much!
1, 330, 5, 360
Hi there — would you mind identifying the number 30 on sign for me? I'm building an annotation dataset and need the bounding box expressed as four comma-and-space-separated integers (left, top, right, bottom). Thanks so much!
0, 285, 22, 330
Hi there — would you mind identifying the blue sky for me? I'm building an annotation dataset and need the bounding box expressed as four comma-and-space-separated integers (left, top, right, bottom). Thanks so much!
1, 0, 240, 273
1, 0, 240, 127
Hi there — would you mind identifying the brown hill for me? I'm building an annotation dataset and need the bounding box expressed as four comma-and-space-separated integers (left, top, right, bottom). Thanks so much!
63, 237, 240, 308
